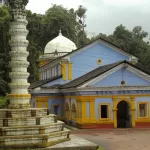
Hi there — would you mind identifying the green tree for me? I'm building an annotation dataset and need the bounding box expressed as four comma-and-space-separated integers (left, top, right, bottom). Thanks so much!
76, 5, 89, 47
40, 4, 77, 49
91, 24, 150, 73
26, 10, 43, 83
27, 42, 40, 83
0, 5, 11, 95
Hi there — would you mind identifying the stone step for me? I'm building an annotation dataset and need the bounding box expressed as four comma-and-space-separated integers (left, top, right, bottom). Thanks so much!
0, 121, 64, 136
0, 130, 70, 149
0, 114, 57, 127
0, 108, 49, 118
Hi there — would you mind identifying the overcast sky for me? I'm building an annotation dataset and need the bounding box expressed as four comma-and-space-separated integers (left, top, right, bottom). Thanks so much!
26, 0, 150, 38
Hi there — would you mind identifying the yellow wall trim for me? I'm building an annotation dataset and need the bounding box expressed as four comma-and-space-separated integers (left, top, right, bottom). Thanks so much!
76, 120, 114, 124
33, 94, 150, 100
90, 100, 95, 120
68, 62, 72, 80
136, 119, 150, 122
36, 96, 49, 101
64, 94, 150, 100
61, 63, 67, 80
40, 60, 48, 67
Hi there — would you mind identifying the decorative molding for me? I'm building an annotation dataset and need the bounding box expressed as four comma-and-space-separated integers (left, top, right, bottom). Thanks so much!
9, 61, 29, 67
10, 20, 28, 26
126, 65, 150, 82
9, 40, 29, 47
9, 51, 29, 57
9, 29, 28, 36
78, 86, 150, 91
8, 103, 30, 109
9, 72, 29, 79
9, 83, 30, 89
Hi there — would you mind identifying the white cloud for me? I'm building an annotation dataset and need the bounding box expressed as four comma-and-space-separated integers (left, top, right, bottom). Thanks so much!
26, 0, 81, 14
26, 0, 150, 37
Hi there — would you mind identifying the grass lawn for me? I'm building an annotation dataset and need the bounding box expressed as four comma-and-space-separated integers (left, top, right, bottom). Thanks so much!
98, 145, 104, 150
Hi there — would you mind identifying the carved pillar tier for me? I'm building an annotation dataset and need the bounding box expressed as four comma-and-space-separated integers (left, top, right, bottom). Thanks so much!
8, 0, 31, 109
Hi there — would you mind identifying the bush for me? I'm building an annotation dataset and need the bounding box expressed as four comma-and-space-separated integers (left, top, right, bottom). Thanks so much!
0, 96, 9, 108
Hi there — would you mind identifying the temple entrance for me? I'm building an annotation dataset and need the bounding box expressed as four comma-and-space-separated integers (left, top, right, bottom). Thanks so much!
117, 101, 132, 128
54, 105, 59, 115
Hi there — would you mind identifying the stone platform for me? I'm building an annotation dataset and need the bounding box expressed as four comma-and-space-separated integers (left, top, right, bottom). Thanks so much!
5, 135, 98, 150
0, 108, 70, 149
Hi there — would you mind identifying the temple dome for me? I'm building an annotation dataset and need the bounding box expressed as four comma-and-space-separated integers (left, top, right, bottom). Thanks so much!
44, 30, 77, 54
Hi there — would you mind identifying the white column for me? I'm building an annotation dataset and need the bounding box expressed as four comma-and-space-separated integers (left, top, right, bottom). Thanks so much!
8, 0, 31, 109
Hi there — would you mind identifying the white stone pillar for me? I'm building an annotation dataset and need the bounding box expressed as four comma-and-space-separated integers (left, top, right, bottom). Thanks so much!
8, 0, 31, 109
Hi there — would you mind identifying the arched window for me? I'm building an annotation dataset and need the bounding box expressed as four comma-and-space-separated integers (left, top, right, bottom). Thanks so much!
71, 103, 76, 119
65, 103, 69, 118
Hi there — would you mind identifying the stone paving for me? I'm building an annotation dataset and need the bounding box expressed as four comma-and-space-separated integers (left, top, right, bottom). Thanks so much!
49, 135, 98, 150
72, 129, 150, 150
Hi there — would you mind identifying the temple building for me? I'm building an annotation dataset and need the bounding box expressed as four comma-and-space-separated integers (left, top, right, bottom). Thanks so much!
30, 30, 150, 129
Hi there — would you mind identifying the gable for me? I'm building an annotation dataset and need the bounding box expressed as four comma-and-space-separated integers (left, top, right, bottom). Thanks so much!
90, 68, 150, 87
70, 41, 130, 80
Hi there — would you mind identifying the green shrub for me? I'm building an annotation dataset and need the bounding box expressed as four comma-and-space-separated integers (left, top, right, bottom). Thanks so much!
0, 96, 9, 108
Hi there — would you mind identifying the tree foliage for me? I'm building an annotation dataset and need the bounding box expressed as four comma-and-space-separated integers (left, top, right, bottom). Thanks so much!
0, 4, 89, 88
76, 5, 90, 47
91, 24, 150, 72
2, 3, 150, 96
0, 6, 11, 95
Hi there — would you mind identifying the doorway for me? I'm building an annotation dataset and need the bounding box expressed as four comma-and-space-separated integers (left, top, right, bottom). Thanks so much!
117, 101, 132, 128
54, 105, 59, 115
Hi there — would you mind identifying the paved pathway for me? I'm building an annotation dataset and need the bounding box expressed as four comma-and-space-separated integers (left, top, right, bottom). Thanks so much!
72, 129, 150, 150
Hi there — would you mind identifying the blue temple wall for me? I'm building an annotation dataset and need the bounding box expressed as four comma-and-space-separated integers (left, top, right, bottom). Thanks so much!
70, 42, 129, 80
86, 102, 90, 118
48, 98, 64, 118
91, 68, 150, 87
41, 42, 131, 87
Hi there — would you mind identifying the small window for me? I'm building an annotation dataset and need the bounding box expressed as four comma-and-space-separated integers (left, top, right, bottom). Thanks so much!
97, 58, 102, 65
121, 80, 125, 85
100, 104, 109, 119
139, 103, 148, 117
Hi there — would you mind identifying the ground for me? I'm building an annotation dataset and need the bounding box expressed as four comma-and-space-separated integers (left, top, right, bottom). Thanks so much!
72, 129, 150, 150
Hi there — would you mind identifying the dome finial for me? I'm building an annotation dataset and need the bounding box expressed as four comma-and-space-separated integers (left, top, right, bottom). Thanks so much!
59, 28, 62, 36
